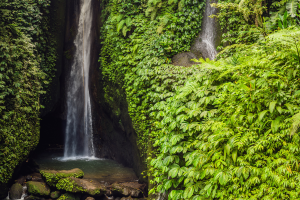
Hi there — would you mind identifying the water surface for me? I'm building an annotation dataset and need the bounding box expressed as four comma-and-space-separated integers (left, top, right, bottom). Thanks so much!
33, 151, 138, 183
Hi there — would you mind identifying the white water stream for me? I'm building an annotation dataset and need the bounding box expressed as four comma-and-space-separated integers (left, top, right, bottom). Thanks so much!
64, 0, 95, 158
191, 0, 219, 60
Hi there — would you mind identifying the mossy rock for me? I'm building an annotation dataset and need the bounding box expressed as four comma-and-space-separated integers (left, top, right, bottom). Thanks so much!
57, 193, 80, 200
40, 168, 84, 187
50, 191, 61, 199
26, 181, 50, 196
56, 177, 106, 196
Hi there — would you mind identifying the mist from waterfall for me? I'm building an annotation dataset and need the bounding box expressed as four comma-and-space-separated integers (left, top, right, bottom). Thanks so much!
64, 0, 95, 159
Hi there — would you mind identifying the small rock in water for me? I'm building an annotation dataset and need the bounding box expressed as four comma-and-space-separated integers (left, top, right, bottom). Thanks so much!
9, 183, 23, 199
50, 191, 61, 199
85, 197, 95, 200
16, 176, 26, 185
26, 175, 33, 182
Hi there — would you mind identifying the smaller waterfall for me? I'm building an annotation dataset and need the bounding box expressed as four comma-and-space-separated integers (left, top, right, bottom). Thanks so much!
64, 0, 95, 159
191, 0, 220, 60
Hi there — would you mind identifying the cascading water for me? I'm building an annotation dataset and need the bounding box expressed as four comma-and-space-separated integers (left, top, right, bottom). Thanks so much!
64, 0, 95, 158
191, 0, 219, 60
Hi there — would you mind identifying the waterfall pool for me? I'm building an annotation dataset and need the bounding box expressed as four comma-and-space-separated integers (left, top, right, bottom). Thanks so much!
33, 150, 138, 183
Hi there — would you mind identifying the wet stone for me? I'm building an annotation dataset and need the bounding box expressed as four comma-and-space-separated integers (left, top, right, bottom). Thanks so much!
50, 191, 61, 199
9, 183, 23, 199
56, 177, 106, 196
85, 197, 95, 200
111, 183, 142, 198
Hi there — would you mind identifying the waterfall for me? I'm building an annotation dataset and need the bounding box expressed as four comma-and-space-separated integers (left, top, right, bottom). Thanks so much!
191, 0, 219, 60
64, 0, 95, 158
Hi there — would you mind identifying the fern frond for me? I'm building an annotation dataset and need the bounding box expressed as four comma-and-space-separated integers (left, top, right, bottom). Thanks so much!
125, 17, 132, 27
117, 20, 125, 32
122, 25, 128, 37
146, 6, 155, 17
290, 112, 300, 136
151, 8, 158, 20
168, 0, 179, 5
178, 0, 185, 11
286, 0, 299, 17
116, 14, 123, 22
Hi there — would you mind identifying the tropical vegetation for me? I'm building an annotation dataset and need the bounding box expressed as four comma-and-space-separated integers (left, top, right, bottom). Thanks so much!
1, 0, 300, 199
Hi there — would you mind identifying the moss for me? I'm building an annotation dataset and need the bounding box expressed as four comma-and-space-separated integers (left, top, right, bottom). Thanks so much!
50, 191, 61, 199
57, 193, 80, 200
40, 168, 84, 187
56, 177, 106, 196
56, 178, 86, 193
26, 181, 50, 196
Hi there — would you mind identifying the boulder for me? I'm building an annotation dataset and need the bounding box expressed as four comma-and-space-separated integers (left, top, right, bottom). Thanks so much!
40, 168, 84, 186
50, 191, 61, 199
9, 183, 23, 199
111, 183, 142, 198
57, 193, 80, 200
56, 177, 106, 196
26, 181, 50, 196
171, 52, 200, 67
16, 176, 26, 185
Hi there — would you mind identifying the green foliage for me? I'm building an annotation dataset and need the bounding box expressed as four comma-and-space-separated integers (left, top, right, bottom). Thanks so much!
100, 0, 205, 156
149, 28, 300, 199
0, 0, 57, 186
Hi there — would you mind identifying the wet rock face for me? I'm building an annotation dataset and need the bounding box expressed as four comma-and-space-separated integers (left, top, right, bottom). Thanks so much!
9, 183, 23, 199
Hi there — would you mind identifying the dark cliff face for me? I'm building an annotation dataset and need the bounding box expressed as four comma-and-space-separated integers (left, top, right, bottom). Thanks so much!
40, 0, 146, 181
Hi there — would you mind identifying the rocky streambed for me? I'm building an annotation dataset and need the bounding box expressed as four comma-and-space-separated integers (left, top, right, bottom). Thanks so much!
7, 168, 146, 200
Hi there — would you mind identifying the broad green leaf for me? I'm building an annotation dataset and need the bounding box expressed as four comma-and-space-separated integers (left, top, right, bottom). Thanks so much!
184, 186, 194, 199
271, 117, 281, 133
164, 180, 173, 190
232, 149, 237, 163
290, 112, 300, 136
269, 101, 277, 113
258, 110, 268, 122
286, 103, 294, 115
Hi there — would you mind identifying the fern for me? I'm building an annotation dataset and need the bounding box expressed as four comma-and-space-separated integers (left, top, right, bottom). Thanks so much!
117, 20, 125, 32
290, 112, 300, 136
286, 0, 299, 17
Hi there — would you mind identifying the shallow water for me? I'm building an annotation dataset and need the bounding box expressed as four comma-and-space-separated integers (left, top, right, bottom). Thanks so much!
33, 151, 138, 183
